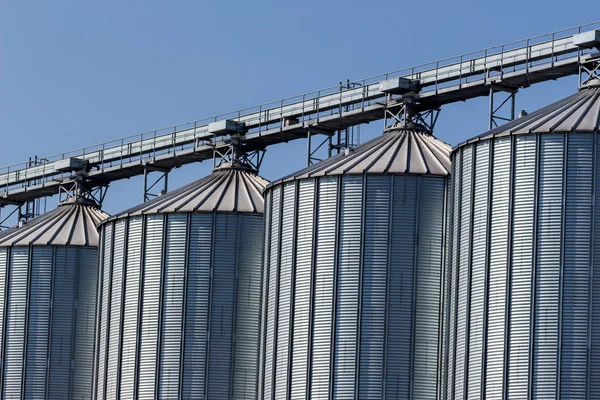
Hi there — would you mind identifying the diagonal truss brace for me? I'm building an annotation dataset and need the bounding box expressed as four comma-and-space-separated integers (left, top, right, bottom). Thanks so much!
383, 95, 440, 132
58, 174, 108, 206
580, 56, 600, 87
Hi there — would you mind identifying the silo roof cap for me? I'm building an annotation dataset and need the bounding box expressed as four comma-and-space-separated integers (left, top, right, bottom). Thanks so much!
269, 127, 451, 187
456, 81, 600, 149
105, 166, 270, 222
0, 200, 108, 247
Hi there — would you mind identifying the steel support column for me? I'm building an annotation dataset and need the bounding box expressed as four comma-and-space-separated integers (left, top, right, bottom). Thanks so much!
306, 130, 333, 167
488, 85, 517, 130
143, 166, 169, 202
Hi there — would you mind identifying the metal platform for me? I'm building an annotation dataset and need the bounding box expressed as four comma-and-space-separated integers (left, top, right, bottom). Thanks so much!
1, 20, 600, 208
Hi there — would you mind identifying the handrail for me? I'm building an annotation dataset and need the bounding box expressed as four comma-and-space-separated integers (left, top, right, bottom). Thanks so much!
0, 20, 599, 197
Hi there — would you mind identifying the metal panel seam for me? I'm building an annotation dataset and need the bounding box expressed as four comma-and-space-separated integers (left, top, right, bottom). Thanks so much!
353, 173, 367, 400
586, 132, 597, 399
451, 147, 464, 397
177, 213, 191, 400
286, 180, 300, 400
102, 227, 116, 399
154, 213, 168, 399
133, 216, 148, 400
502, 134, 517, 399
555, 133, 568, 399
382, 175, 394, 400
229, 214, 243, 400
20, 245, 33, 399
68, 246, 82, 399
202, 212, 216, 397
45, 247, 57, 400
270, 186, 284, 400
462, 144, 477, 400
116, 219, 131, 398
444, 156, 457, 400
327, 175, 342, 400
480, 139, 495, 398
527, 133, 542, 400
306, 179, 319, 400
409, 177, 421, 400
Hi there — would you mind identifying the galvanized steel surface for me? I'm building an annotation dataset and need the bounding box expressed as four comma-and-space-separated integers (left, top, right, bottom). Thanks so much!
456, 81, 600, 149
272, 127, 451, 186
93, 167, 266, 400
106, 165, 269, 220
445, 128, 600, 399
259, 167, 449, 399
0, 244, 99, 399
0, 199, 108, 247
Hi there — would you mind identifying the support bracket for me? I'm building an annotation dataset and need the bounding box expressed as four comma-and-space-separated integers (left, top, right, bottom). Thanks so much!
488, 84, 518, 130
143, 165, 169, 202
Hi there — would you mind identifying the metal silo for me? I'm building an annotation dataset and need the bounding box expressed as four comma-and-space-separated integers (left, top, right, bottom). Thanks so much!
0, 195, 107, 399
92, 161, 268, 400
258, 123, 451, 399
445, 79, 600, 399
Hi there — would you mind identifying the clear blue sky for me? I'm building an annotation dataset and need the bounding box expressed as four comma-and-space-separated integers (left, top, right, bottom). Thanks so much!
0, 1, 595, 219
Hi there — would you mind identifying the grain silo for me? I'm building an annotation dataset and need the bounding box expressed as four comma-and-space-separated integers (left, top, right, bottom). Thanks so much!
92, 160, 268, 400
0, 194, 107, 399
445, 79, 600, 399
258, 122, 451, 399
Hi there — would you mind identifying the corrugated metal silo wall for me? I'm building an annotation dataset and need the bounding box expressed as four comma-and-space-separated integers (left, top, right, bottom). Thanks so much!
92, 212, 263, 400
445, 132, 600, 399
0, 245, 97, 399
258, 173, 448, 399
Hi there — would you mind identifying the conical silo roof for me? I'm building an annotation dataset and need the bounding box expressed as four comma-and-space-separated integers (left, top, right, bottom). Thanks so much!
457, 79, 600, 149
271, 125, 451, 186
0, 197, 108, 247
107, 163, 269, 221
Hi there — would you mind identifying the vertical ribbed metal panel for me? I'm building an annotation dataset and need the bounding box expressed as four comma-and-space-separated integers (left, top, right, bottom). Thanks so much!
333, 176, 362, 398
274, 182, 296, 398
0, 248, 6, 396
24, 247, 52, 399
260, 173, 448, 399
532, 134, 563, 398
258, 191, 272, 400
385, 176, 416, 399
233, 214, 263, 399
454, 146, 471, 400
447, 131, 600, 399
137, 214, 164, 399
264, 185, 281, 400
414, 177, 446, 399
105, 219, 125, 399
290, 179, 315, 399
72, 247, 98, 399
95, 224, 112, 399
119, 217, 142, 399
561, 133, 592, 398
592, 133, 600, 400
182, 213, 212, 399
0, 243, 98, 399
507, 135, 536, 399
359, 175, 389, 399
446, 150, 460, 400
467, 140, 489, 399
158, 214, 187, 399
48, 247, 77, 397
95, 209, 263, 399
207, 214, 236, 398
485, 137, 511, 400
3, 248, 28, 398
310, 176, 338, 399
